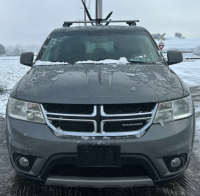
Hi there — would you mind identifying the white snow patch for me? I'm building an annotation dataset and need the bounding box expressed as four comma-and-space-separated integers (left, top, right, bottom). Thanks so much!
54, 127, 66, 137
56, 70, 65, 74
76, 57, 129, 65
135, 130, 145, 138
129, 87, 138, 92
159, 119, 175, 128
103, 136, 110, 140
34, 60, 68, 66
81, 136, 90, 140
126, 73, 135, 76
159, 121, 165, 128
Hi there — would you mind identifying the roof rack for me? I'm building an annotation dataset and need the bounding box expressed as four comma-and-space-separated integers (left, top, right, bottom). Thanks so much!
63, 0, 139, 27
63, 20, 139, 27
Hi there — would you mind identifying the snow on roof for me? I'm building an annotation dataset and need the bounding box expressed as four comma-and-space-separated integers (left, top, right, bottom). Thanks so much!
51, 25, 146, 35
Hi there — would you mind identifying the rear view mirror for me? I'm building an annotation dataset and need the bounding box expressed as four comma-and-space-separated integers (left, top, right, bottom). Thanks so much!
20, 52, 34, 67
167, 51, 183, 65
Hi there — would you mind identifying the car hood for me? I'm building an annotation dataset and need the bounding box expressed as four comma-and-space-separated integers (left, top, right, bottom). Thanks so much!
13, 63, 185, 104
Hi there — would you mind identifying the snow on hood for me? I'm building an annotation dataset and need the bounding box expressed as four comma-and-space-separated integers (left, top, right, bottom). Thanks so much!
34, 58, 129, 66
34, 60, 68, 66
76, 57, 130, 65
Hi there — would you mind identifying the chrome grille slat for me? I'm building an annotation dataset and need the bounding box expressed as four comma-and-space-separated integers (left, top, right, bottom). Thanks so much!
103, 103, 156, 115
101, 105, 153, 117
42, 103, 95, 115
44, 106, 97, 117
41, 104, 158, 137
51, 119, 96, 133
47, 117, 94, 121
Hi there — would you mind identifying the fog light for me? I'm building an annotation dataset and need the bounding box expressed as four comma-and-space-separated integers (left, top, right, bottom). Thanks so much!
18, 157, 29, 167
163, 154, 186, 172
170, 158, 182, 168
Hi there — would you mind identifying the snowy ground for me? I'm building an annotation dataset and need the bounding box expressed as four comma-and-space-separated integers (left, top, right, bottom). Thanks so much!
0, 56, 30, 117
172, 59, 200, 87
156, 37, 200, 52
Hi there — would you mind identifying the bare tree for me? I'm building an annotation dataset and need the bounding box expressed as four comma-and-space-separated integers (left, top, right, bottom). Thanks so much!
194, 46, 200, 56
0, 44, 6, 55
175, 32, 182, 38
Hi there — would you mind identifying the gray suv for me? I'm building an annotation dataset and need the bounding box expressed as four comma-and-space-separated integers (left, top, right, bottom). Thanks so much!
5, 24, 195, 188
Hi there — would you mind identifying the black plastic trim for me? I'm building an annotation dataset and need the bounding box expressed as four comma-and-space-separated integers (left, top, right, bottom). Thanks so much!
13, 153, 37, 171
38, 153, 160, 180
16, 169, 45, 184
13, 153, 188, 185
154, 169, 185, 185
162, 154, 187, 172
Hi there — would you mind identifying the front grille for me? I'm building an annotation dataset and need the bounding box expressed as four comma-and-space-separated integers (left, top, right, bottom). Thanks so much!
50, 164, 149, 177
42, 103, 157, 136
43, 103, 93, 115
52, 121, 94, 132
104, 103, 156, 115
104, 120, 148, 132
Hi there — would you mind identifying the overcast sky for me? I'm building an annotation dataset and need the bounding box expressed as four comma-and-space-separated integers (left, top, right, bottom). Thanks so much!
0, 0, 200, 46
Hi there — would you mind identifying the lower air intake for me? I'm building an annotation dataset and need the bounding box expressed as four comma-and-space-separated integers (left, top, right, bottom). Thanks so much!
50, 164, 149, 177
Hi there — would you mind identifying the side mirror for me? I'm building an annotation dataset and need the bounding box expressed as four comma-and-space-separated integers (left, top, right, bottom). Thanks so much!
20, 52, 34, 67
167, 50, 183, 65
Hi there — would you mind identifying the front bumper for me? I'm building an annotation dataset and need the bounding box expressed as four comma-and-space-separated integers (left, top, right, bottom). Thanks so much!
15, 153, 187, 188
6, 114, 195, 187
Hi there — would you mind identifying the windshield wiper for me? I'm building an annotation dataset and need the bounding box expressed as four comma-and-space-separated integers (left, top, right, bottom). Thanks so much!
128, 61, 147, 64
96, 58, 118, 61
128, 61, 163, 64
49, 60, 71, 64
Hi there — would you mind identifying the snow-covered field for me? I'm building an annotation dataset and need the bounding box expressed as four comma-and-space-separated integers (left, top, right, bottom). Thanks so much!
156, 37, 200, 52
0, 57, 30, 117
172, 59, 200, 87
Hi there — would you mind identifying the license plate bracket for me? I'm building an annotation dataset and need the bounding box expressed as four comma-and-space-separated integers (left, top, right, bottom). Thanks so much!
77, 145, 121, 167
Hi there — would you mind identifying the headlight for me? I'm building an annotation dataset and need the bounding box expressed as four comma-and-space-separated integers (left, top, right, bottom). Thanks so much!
154, 95, 193, 124
8, 97, 45, 124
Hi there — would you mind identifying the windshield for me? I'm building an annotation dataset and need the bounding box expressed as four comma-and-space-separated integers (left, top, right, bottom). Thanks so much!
37, 30, 162, 64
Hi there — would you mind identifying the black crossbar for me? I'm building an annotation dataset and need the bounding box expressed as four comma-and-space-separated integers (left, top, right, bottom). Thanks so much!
63, 20, 139, 27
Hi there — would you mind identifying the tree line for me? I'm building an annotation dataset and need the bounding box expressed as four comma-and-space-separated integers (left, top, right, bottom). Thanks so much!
0, 44, 40, 56
151, 32, 185, 40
